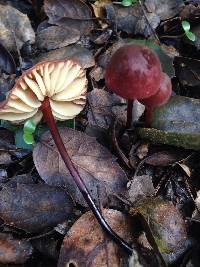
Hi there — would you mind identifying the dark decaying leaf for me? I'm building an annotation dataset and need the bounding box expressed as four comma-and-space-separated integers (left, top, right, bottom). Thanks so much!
144, 150, 190, 167
0, 233, 33, 264
130, 197, 190, 264
144, 0, 184, 20
34, 44, 95, 69
33, 128, 128, 206
0, 43, 16, 74
58, 209, 134, 267
44, 0, 94, 35
137, 96, 200, 150
36, 25, 80, 51
175, 57, 200, 87
0, 183, 73, 233
104, 3, 160, 37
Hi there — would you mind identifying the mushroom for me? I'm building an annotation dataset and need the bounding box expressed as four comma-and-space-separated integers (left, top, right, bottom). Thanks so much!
139, 72, 172, 126
0, 60, 132, 255
105, 44, 162, 128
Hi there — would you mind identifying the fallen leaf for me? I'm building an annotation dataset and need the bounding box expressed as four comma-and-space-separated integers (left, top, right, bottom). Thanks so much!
175, 57, 200, 87
87, 88, 125, 129
36, 25, 80, 50
145, 150, 190, 167
130, 197, 190, 264
128, 175, 155, 204
144, 0, 184, 20
58, 209, 134, 267
0, 233, 33, 264
33, 128, 128, 206
104, 3, 160, 37
0, 183, 73, 232
0, 43, 16, 74
0, 4, 35, 51
34, 44, 95, 69
44, 0, 94, 35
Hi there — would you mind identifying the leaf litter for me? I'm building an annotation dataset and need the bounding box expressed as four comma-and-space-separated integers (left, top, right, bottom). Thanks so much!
0, 0, 199, 266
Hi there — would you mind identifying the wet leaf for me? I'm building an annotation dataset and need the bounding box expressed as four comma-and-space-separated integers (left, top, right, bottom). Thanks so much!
33, 128, 128, 206
0, 43, 16, 74
175, 57, 200, 87
130, 197, 190, 264
44, 0, 94, 35
0, 183, 73, 233
36, 25, 80, 50
34, 44, 95, 69
137, 96, 200, 150
58, 209, 133, 267
0, 4, 35, 51
0, 233, 33, 264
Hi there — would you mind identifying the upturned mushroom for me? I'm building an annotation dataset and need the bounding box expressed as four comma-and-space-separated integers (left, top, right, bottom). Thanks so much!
105, 44, 162, 128
0, 60, 132, 255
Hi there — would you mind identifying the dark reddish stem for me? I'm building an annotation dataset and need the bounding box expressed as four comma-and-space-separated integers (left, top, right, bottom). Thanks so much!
126, 99, 133, 128
144, 107, 153, 127
40, 97, 132, 255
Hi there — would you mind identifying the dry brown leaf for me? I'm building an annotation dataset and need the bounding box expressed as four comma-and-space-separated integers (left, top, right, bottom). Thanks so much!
144, 0, 184, 20
44, 0, 94, 35
87, 88, 125, 129
58, 209, 134, 267
33, 128, 128, 206
0, 4, 35, 51
36, 25, 80, 50
34, 44, 95, 69
128, 175, 155, 204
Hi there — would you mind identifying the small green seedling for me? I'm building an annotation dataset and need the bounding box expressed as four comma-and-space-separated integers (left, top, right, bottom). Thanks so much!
181, 20, 196, 42
23, 119, 36, 145
113, 0, 138, 7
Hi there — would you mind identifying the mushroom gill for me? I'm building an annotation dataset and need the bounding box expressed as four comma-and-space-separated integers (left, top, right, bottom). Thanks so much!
0, 60, 87, 122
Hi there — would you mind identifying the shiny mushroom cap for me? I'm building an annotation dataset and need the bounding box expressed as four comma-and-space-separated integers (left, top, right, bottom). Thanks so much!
0, 60, 87, 123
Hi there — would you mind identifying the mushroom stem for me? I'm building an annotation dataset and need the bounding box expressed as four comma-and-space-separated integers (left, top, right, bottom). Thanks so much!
40, 97, 133, 255
144, 107, 153, 127
126, 99, 133, 128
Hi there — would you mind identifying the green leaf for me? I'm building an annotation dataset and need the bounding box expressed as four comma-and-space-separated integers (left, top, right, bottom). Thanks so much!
23, 133, 35, 145
181, 20, 190, 32
122, 0, 133, 6
185, 31, 196, 42
24, 120, 36, 134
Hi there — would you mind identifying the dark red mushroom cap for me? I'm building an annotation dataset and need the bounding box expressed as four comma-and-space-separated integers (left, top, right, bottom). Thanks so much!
105, 44, 162, 100
140, 72, 172, 108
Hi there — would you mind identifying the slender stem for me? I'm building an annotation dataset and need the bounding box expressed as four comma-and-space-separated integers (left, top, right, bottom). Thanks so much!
126, 99, 133, 129
41, 97, 133, 255
144, 107, 153, 127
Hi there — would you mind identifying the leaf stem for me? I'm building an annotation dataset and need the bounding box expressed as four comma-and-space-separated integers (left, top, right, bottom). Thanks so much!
41, 97, 133, 255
